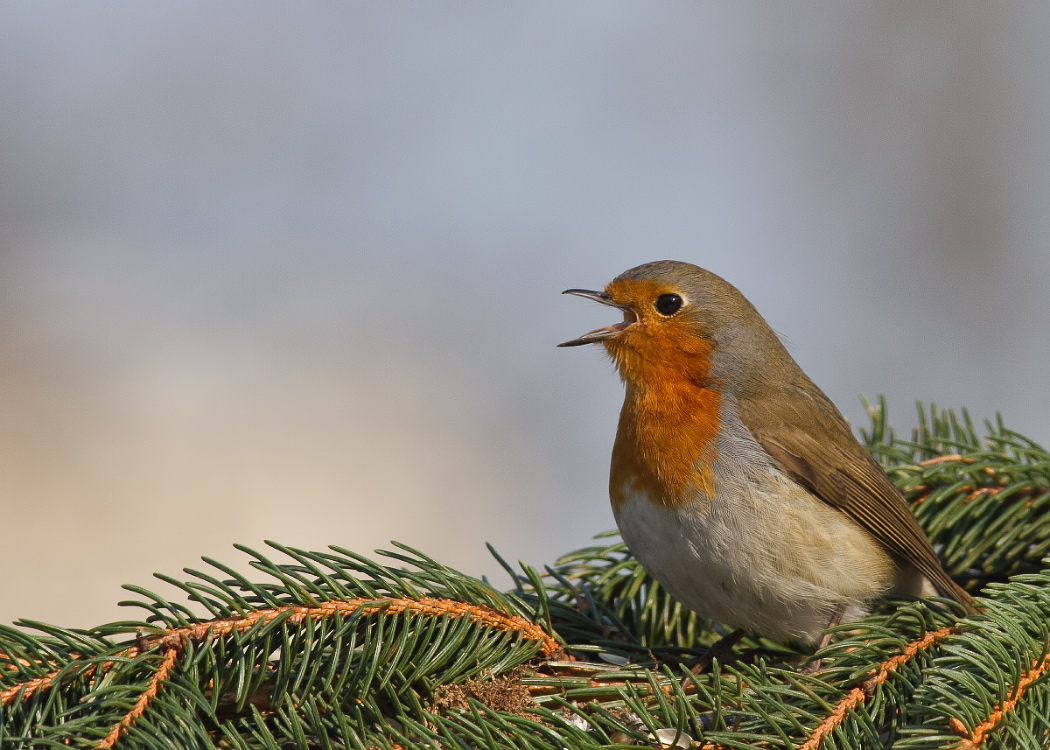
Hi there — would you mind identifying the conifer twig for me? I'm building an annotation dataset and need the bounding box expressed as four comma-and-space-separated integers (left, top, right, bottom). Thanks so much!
799, 625, 955, 750
1, 596, 558, 709
95, 647, 178, 749
948, 648, 1050, 749
2, 401, 1048, 749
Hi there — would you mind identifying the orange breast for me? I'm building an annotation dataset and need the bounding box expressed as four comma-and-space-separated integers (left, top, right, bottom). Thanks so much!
607, 330, 721, 511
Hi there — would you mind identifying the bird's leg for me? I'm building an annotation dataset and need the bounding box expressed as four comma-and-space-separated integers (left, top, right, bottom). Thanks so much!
801, 603, 847, 674
689, 629, 746, 674
816, 606, 846, 651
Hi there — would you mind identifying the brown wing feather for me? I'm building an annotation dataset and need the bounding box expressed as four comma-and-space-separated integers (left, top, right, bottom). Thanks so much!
738, 385, 975, 613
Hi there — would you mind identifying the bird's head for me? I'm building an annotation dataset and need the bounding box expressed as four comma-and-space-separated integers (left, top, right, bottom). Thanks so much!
560, 260, 783, 394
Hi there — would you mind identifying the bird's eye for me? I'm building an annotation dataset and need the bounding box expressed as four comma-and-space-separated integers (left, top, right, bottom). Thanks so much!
654, 293, 683, 316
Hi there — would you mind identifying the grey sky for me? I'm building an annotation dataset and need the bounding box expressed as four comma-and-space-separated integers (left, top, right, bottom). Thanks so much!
1, 3, 1048, 627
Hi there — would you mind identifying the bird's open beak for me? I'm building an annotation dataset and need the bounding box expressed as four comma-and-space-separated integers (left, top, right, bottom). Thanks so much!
558, 289, 638, 347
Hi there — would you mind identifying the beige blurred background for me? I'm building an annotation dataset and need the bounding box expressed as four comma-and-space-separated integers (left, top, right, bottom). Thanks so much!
1, 3, 1048, 628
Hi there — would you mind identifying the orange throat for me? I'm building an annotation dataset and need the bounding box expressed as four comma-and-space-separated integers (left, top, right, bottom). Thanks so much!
606, 338, 721, 511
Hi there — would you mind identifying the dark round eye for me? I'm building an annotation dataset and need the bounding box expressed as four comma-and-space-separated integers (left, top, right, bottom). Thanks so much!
654, 293, 683, 316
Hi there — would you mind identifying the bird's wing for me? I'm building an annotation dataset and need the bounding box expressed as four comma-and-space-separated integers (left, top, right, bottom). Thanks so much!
738, 385, 975, 612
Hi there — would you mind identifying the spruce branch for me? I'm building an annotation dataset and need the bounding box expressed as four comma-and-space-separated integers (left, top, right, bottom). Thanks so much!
1, 401, 1049, 748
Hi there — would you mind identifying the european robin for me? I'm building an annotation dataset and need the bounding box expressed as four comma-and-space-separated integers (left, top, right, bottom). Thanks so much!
560, 260, 975, 647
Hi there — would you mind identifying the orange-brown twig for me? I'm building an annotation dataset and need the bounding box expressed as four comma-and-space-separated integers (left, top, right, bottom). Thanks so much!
0, 652, 146, 708
0, 667, 67, 706
139, 597, 560, 656
949, 649, 1050, 749
1, 596, 558, 709
95, 647, 178, 749
0, 652, 35, 670
798, 626, 955, 750
918, 454, 971, 466
910, 483, 1044, 510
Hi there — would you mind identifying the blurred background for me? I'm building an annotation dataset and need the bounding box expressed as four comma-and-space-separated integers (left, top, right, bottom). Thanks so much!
1, 3, 1048, 628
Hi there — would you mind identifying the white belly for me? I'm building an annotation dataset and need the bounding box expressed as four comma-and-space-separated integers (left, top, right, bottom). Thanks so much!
612, 404, 896, 646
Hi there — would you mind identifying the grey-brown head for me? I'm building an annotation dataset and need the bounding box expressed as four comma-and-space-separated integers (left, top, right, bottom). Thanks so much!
560, 260, 797, 395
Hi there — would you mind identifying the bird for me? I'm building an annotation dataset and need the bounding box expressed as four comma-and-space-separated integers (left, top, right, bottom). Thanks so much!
559, 260, 975, 648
